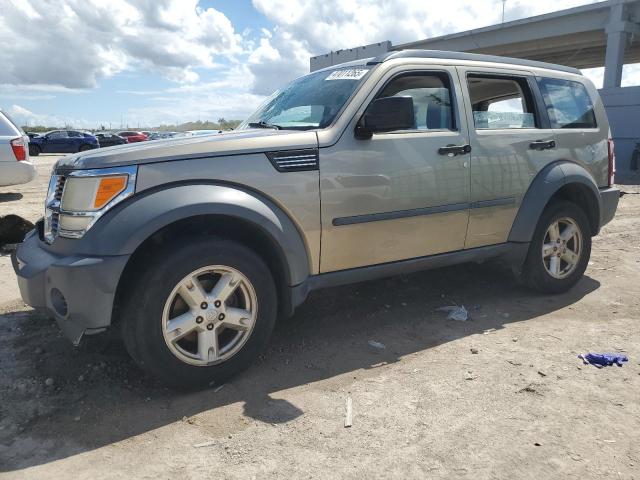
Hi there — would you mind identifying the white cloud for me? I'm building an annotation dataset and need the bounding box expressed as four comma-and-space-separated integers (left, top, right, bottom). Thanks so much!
249, 0, 600, 94
581, 63, 640, 89
6, 0, 640, 128
7, 104, 95, 128
0, 0, 241, 89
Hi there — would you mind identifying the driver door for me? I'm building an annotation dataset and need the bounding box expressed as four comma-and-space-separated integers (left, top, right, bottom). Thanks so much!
319, 66, 471, 272
43, 131, 69, 153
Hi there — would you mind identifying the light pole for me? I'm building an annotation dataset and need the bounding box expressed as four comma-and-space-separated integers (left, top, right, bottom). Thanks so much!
502, 0, 507, 24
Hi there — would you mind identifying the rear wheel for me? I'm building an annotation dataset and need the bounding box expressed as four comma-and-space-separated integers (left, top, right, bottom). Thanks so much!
79, 144, 92, 152
28, 145, 40, 156
521, 201, 591, 294
120, 237, 277, 388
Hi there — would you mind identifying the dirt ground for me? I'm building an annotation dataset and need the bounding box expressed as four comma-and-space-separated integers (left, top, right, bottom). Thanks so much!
1, 155, 639, 479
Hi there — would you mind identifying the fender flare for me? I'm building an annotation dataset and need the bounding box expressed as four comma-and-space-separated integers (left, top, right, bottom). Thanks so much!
508, 161, 602, 243
79, 184, 312, 286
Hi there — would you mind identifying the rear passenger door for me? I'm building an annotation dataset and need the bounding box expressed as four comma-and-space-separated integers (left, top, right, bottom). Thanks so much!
456, 67, 556, 248
67, 131, 84, 152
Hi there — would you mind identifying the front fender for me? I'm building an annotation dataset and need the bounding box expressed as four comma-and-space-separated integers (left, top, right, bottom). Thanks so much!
78, 184, 311, 286
508, 161, 601, 243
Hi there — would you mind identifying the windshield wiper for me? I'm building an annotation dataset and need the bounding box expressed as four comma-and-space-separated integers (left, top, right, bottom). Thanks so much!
247, 121, 281, 130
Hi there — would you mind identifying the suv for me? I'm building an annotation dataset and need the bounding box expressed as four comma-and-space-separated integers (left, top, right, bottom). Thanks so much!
12, 50, 619, 388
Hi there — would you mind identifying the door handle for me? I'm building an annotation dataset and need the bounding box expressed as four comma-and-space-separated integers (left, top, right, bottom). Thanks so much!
438, 144, 471, 157
529, 140, 556, 151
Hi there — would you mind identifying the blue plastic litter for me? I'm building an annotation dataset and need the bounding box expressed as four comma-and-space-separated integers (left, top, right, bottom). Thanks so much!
578, 353, 629, 367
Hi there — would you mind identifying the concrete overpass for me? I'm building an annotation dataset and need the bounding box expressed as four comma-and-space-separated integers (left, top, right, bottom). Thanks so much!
310, 0, 640, 180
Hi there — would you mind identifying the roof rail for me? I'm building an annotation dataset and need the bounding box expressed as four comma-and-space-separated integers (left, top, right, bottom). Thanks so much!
367, 49, 582, 75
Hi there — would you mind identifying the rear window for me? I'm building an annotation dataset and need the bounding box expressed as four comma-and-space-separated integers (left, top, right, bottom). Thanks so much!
537, 78, 597, 129
0, 112, 20, 136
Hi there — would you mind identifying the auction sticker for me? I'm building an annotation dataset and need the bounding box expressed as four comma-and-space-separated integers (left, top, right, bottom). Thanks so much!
325, 69, 369, 80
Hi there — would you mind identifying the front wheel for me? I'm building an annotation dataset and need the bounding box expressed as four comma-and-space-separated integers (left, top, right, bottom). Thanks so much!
121, 237, 277, 388
521, 201, 591, 294
28, 145, 40, 156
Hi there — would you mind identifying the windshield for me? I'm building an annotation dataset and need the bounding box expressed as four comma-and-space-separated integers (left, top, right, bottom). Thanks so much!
239, 66, 371, 130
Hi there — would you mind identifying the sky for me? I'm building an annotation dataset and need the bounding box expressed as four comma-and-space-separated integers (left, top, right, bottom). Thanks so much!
0, 0, 638, 129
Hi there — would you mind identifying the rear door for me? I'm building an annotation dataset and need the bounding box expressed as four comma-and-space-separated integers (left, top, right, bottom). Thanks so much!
320, 66, 471, 272
67, 130, 84, 152
456, 67, 556, 248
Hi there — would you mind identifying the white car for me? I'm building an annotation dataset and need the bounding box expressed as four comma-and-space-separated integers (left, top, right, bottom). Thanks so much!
0, 111, 35, 187
178, 129, 222, 137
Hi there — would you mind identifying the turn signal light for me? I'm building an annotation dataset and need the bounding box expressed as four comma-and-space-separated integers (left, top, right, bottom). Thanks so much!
93, 176, 128, 208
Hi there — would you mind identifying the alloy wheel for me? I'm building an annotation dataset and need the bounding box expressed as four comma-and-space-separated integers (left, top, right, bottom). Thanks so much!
161, 265, 258, 366
541, 217, 582, 279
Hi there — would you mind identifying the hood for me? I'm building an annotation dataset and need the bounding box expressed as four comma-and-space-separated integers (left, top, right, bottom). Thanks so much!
55, 128, 319, 170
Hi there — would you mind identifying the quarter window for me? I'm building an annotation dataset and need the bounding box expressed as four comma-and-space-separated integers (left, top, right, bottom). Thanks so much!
467, 75, 537, 129
537, 78, 597, 129
376, 73, 455, 131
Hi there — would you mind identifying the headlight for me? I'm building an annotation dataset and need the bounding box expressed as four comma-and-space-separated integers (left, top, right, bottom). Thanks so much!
44, 166, 137, 242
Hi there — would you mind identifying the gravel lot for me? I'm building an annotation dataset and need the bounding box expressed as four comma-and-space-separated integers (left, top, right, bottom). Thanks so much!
1, 154, 639, 479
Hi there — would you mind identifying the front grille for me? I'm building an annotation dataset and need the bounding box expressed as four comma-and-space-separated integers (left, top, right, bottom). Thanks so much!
54, 175, 66, 199
50, 175, 66, 238
44, 175, 66, 242
266, 149, 319, 172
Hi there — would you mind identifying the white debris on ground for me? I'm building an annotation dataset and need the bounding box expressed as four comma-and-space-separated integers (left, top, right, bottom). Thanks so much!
437, 305, 469, 321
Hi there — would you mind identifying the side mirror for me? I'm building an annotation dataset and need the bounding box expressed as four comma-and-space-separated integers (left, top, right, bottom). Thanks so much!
355, 96, 415, 139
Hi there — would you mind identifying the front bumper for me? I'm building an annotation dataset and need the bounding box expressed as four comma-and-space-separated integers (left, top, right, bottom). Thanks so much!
11, 229, 130, 345
599, 186, 620, 228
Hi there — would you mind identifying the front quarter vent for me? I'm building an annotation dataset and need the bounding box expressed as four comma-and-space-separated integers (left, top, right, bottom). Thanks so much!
266, 149, 319, 172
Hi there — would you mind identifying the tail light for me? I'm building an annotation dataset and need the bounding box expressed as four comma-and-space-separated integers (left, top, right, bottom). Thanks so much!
10, 137, 27, 161
607, 138, 616, 186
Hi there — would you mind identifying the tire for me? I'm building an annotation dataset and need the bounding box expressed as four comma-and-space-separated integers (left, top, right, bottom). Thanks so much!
120, 237, 277, 389
28, 145, 40, 156
521, 201, 591, 294
79, 144, 92, 152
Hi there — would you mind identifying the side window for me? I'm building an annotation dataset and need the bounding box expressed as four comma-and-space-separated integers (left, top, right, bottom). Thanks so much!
467, 75, 537, 129
377, 72, 455, 131
68, 131, 82, 138
537, 78, 597, 129
47, 131, 67, 139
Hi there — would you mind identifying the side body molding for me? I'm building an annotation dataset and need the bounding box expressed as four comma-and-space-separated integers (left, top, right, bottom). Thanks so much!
82, 184, 312, 286
508, 161, 602, 243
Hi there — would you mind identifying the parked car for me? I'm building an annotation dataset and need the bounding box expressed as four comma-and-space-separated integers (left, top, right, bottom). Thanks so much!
0, 111, 35, 187
13, 50, 619, 388
117, 131, 147, 143
148, 131, 179, 140
95, 133, 128, 148
29, 130, 99, 156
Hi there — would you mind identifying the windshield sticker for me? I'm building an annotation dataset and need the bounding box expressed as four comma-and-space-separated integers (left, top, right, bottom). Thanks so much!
325, 69, 369, 81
